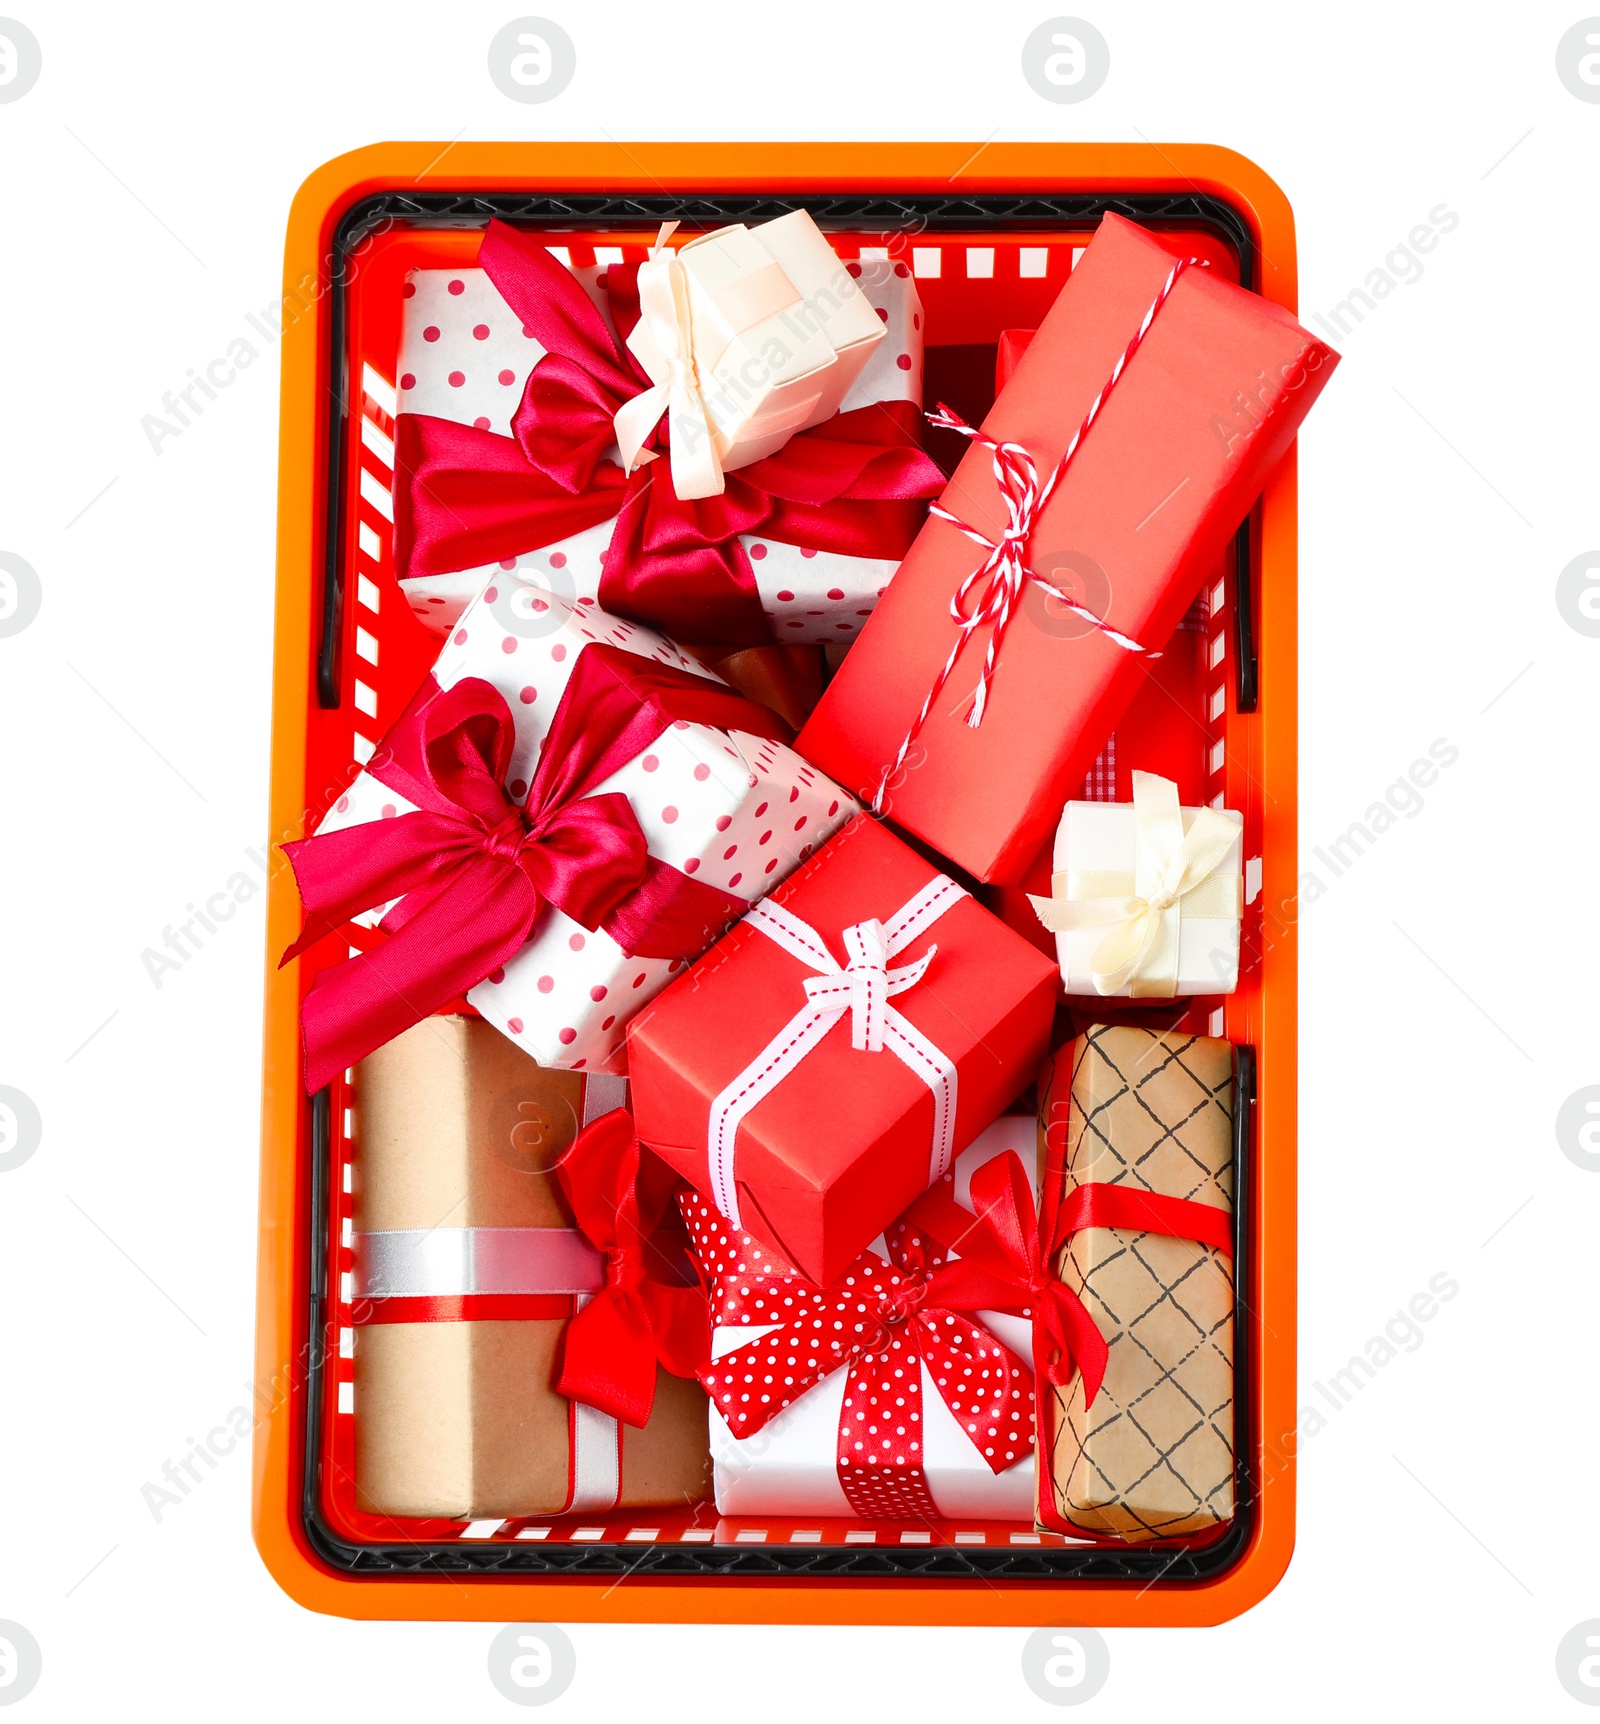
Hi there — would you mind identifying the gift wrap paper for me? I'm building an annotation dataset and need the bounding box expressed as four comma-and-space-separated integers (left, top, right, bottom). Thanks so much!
1037, 1025, 1236, 1541
352, 1016, 711, 1519
395, 253, 923, 642
316, 589, 856, 1069
697, 1116, 1039, 1520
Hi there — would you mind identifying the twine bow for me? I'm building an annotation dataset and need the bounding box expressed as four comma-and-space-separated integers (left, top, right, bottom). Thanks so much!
871, 254, 1204, 814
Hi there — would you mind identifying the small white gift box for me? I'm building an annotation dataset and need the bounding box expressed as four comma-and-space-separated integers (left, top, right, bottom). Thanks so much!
1031, 772, 1244, 998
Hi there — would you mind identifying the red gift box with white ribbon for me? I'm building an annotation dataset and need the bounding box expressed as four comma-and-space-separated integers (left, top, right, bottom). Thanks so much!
627, 813, 1058, 1286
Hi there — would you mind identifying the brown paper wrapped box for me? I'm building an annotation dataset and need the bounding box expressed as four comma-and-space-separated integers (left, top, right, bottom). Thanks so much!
1036, 1025, 1235, 1542
352, 1015, 712, 1520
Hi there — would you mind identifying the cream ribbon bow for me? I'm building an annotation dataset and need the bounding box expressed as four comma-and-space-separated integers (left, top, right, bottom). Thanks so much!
1029, 771, 1241, 997
612, 222, 726, 501
705, 877, 965, 1229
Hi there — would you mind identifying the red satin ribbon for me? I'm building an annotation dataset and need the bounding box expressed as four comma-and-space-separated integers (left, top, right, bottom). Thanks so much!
910, 1158, 1232, 1411
684, 1184, 1035, 1520
552, 1109, 711, 1428
351, 1293, 577, 1326
903, 1151, 1234, 1406
281, 643, 784, 1092
394, 219, 946, 647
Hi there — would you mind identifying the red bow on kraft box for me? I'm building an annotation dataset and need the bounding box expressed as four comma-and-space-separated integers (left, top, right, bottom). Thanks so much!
551, 1108, 710, 1427
281, 643, 784, 1092
684, 1148, 1050, 1521
395, 219, 945, 648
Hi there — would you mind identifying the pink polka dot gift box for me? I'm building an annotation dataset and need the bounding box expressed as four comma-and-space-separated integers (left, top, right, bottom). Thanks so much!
627, 813, 1058, 1287
681, 1115, 1039, 1521
389, 218, 938, 647
284, 582, 856, 1089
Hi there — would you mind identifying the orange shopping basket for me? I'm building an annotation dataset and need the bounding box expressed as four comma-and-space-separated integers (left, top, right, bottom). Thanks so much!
256, 142, 1304, 1627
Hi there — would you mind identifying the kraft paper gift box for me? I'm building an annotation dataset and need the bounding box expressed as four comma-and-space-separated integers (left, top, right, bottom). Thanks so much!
1028, 771, 1244, 997
294, 585, 856, 1083
1035, 1025, 1236, 1542
798, 212, 1338, 882
683, 1115, 1040, 1521
627, 813, 1058, 1287
351, 1015, 711, 1520
391, 219, 928, 645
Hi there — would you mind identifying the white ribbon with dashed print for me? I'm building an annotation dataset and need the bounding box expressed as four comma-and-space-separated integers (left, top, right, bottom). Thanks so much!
705, 875, 966, 1229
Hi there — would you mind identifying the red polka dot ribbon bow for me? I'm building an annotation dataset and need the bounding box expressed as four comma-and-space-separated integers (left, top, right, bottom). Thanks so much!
280, 644, 784, 1093
394, 219, 945, 648
681, 1166, 1036, 1521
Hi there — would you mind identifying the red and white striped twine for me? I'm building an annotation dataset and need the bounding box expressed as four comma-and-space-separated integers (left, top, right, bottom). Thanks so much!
871, 254, 1204, 816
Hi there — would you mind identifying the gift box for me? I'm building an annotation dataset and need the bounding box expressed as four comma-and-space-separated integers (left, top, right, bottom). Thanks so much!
798, 213, 1338, 883
627, 813, 1058, 1286
621, 213, 887, 490
1035, 1025, 1237, 1542
392, 219, 940, 646
351, 1016, 711, 1519
286, 587, 856, 1090
1029, 770, 1243, 997
684, 1115, 1040, 1520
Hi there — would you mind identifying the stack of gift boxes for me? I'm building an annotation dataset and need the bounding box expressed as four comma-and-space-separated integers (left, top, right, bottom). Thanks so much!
290, 211, 1336, 1542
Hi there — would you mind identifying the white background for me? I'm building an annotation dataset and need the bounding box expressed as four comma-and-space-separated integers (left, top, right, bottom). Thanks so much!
1, 0, 1595, 1715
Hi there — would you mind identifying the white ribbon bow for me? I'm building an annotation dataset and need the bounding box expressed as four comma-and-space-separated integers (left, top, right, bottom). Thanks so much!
1029, 770, 1241, 997
612, 221, 726, 501
706, 875, 966, 1229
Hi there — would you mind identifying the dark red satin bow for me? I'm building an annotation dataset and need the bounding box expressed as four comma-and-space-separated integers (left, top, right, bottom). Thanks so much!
910, 1152, 1234, 1409
394, 219, 946, 647
281, 644, 784, 1092
552, 1108, 710, 1427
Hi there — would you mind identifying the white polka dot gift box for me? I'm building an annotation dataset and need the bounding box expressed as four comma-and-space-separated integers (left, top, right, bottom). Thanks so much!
389, 217, 939, 647
283, 581, 857, 1090
682, 1116, 1039, 1521
627, 813, 1058, 1287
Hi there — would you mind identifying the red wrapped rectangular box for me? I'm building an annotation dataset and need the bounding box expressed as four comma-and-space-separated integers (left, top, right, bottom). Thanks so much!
627, 814, 1057, 1285
798, 213, 1338, 883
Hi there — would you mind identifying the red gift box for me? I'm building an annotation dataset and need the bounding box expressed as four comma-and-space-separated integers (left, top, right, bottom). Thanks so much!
798, 213, 1338, 884
626, 814, 1058, 1285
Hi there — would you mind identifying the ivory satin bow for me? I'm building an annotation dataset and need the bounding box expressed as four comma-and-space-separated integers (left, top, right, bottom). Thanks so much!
612, 222, 725, 501
705, 875, 967, 1229
1029, 771, 1241, 997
